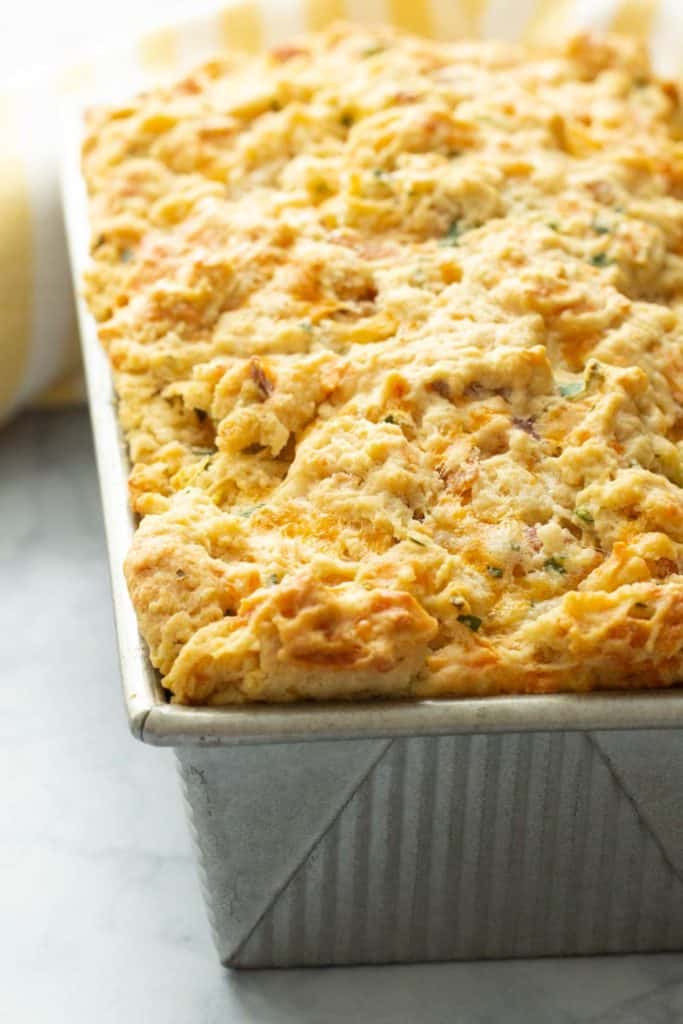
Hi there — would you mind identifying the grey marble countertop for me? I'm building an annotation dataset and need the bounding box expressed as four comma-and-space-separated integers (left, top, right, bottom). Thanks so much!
3, 407, 683, 1024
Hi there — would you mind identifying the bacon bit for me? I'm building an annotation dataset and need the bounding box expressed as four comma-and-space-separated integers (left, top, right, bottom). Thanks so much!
270, 45, 308, 62
430, 379, 451, 400
585, 180, 616, 205
654, 558, 678, 578
250, 358, 273, 399
328, 230, 398, 261
525, 525, 542, 552
356, 239, 399, 260
512, 416, 540, 440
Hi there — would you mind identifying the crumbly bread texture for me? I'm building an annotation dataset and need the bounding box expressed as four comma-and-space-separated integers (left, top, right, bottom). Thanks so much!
83, 23, 683, 703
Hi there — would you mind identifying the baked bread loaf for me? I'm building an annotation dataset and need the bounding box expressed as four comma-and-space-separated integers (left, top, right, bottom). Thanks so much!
83, 23, 683, 703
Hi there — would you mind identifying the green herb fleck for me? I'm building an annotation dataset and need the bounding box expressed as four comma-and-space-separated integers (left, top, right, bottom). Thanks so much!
384, 414, 397, 424
372, 168, 387, 178
238, 503, 266, 518
575, 507, 594, 524
409, 535, 428, 547
589, 252, 614, 267
559, 381, 584, 398
457, 613, 482, 632
191, 447, 215, 456
547, 221, 560, 231
593, 223, 610, 235
267, 573, 280, 586
299, 320, 313, 334
120, 247, 133, 263
510, 542, 521, 552
487, 565, 504, 578
544, 557, 567, 575
361, 45, 384, 58
439, 219, 463, 247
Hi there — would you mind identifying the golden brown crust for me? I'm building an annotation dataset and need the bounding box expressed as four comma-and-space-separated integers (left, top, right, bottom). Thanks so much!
83, 23, 683, 702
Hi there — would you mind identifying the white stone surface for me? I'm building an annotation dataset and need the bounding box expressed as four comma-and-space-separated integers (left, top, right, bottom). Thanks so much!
2, 408, 683, 1023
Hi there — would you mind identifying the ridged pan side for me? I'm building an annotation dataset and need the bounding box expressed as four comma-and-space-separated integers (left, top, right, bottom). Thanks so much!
174, 732, 683, 967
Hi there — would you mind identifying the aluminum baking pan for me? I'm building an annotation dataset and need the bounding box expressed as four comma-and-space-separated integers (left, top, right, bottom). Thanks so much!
61, 107, 683, 749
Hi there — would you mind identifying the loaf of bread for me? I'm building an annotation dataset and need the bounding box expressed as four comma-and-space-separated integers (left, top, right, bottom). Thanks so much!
83, 24, 683, 703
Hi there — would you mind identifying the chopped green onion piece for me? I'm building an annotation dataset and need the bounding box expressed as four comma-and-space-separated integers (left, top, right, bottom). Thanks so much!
238, 503, 266, 517
575, 507, 594, 524
439, 219, 463, 247
408, 535, 427, 547
487, 565, 504, 578
589, 252, 613, 267
559, 381, 584, 398
457, 613, 482, 632
544, 557, 567, 574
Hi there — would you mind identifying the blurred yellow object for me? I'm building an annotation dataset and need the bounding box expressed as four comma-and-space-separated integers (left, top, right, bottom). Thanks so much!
0, 0, 677, 423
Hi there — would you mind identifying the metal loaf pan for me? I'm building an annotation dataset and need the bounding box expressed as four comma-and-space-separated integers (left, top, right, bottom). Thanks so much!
62, 109, 683, 967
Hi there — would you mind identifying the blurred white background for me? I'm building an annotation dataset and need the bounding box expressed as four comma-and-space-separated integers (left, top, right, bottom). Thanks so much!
0, 0, 194, 83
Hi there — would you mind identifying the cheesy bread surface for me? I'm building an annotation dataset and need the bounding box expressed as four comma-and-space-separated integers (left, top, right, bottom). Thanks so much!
83, 24, 683, 703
